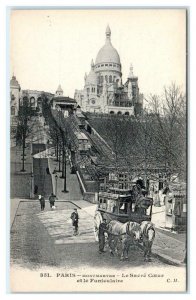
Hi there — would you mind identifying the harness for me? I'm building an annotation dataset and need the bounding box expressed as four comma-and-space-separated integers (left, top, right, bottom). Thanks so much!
143, 223, 155, 238
104, 221, 137, 238
126, 221, 135, 237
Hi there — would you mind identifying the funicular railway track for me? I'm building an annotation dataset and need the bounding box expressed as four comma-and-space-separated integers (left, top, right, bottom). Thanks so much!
82, 129, 114, 161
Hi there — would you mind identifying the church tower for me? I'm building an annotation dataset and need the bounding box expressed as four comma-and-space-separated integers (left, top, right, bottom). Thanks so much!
127, 64, 139, 106
55, 85, 63, 97
10, 75, 21, 116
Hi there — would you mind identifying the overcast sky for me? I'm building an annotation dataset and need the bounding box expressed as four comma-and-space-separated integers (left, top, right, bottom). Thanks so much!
10, 9, 186, 98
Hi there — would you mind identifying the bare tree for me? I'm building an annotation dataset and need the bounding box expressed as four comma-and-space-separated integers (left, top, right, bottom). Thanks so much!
86, 83, 186, 187
144, 83, 186, 181
15, 100, 34, 172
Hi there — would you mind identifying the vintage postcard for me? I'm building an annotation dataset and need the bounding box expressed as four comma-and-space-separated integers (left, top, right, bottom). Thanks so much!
10, 8, 187, 292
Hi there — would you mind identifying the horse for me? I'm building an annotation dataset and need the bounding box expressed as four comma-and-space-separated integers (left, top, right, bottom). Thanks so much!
107, 220, 141, 260
140, 221, 155, 261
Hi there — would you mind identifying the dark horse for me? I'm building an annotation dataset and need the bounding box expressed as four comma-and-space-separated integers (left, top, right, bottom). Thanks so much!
107, 220, 141, 260
140, 221, 155, 261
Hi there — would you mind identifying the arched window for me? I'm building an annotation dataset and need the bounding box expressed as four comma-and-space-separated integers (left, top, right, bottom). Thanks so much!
117, 111, 122, 115
11, 106, 15, 116
109, 75, 112, 83
110, 111, 114, 114
23, 96, 29, 105
98, 76, 100, 84
105, 75, 108, 83
132, 87, 136, 96
30, 97, 35, 106
125, 112, 129, 115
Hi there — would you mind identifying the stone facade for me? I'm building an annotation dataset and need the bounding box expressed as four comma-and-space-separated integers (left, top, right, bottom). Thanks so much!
21, 90, 53, 111
52, 85, 77, 116
10, 75, 21, 116
74, 25, 143, 116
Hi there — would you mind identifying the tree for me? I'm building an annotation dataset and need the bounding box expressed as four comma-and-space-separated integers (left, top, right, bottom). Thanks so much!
42, 98, 70, 192
144, 83, 186, 181
86, 114, 140, 189
15, 100, 34, 172
85, 83, 186, 187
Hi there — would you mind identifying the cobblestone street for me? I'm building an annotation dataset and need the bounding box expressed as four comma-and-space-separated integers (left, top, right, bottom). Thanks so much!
10, 201, 169, 271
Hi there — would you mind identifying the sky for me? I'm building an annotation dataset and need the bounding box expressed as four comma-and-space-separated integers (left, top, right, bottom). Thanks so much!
10, 9, 186, 99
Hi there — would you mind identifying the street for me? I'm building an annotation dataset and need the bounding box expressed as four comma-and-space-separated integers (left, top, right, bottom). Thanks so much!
10, 201, 168, 270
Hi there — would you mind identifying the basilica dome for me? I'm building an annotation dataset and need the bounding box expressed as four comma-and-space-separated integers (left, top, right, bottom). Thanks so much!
95, 25, 121, 66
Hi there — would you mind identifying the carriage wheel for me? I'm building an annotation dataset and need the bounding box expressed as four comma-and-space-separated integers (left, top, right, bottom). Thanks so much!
94, 211, 103, 242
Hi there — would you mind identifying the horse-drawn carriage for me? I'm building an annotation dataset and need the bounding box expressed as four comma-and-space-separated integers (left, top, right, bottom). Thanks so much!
94, 187, 155, 261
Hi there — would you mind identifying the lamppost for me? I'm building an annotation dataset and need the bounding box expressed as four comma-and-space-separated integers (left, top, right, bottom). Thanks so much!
58, 146, 61, 172
62, 147, 68, 193
55, 174, 58, 196
30, 171, 34, 199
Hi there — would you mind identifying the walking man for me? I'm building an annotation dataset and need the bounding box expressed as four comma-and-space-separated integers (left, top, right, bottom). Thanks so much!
39, 195, 45, 211
70, 208, 79, 235
49, 192, 57, 209
98, 219, 107, 254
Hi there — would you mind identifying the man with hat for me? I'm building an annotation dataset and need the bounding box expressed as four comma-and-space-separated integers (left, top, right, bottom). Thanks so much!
49, 192, 57, 209
70, 208, 79, 235
38, 195, 45, 211
98, 219, 107, 254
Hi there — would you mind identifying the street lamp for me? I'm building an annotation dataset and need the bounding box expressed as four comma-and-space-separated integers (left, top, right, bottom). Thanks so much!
30, 172, 34, 199
62, 147, 69, 193
55, 174, 58, 196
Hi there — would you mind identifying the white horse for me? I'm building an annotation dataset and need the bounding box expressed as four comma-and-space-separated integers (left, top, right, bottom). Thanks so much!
140, 221, 155, 261
107, 220, 141, 260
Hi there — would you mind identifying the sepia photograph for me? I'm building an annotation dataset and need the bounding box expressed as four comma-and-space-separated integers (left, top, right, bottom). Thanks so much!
9, 8, 187, 292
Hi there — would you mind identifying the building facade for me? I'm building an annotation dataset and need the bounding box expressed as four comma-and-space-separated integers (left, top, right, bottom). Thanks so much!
10, 75, 21, 116
21, 90, 54, 112
52, 85, 77, 117
74, 25, 143, 115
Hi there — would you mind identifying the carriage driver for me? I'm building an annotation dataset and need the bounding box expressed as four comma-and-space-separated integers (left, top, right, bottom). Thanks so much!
98, 219, 107, 254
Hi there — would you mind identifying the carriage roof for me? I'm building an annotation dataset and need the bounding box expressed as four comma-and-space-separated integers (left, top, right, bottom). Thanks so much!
98, 192, 119, 200
108, 187, 132, 194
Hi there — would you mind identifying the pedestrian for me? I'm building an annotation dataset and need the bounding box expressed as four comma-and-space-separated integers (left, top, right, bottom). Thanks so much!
154, 191, 161, 207
70, 208, 79, 235
38, 195, 45, 211
98, 219, 107, 254
49, 192, 57, 209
